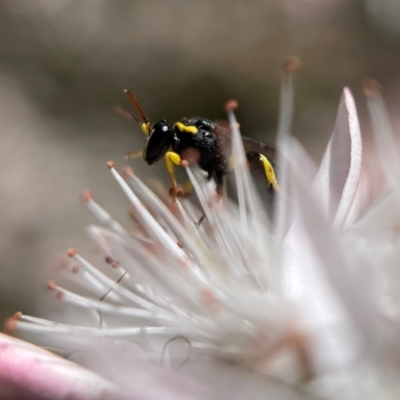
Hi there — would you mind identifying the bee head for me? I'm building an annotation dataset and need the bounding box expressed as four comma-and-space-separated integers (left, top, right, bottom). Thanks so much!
143, 120, 174, 165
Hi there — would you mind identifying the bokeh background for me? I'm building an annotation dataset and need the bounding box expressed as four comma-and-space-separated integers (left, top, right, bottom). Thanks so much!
1, 0, 400, 322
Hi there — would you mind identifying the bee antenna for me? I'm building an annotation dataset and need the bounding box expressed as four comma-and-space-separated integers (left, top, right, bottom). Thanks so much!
123, 89, 150, 125
114, 105, 141, 124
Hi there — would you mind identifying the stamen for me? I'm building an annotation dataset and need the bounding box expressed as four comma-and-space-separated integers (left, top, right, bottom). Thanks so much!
224, 99, 239, 112
67, 249, 164, 312
4, 312, 22, 333
225, 104, 271, 290
105, 256, 119, 269
87, 227, 206, 318
81, 190, 127, 235
362, 79, 400, 182
282, 56, 302, 74
68, 261, 121, 302
107, 160, 115, 169
181, 160, 190, 168
278, 56, 301, 139
48, 282, 176, 322
14, 319, 180, 338
185, 165, 233, 262
107, 162, 206, 284
275, 56, 301, 242
225, 100, 248, 231
47, 280, 57, 291
362, 79, 381, 99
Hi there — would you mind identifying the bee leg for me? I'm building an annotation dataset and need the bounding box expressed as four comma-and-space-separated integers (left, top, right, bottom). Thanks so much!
165, 151, 182, 200
259, 154, 280, 191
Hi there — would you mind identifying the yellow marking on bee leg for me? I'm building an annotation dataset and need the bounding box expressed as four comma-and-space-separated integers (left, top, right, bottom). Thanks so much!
260, 154, 280, 191
165, 152, 182, 198
125, 149, 143, 159
174, 122, 198, 134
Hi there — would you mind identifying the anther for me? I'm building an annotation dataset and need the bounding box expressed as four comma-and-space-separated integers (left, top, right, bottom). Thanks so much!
225, 99, 239, 112
13, 311, 22, 321
107, 161, 116, 169
169, 185, 187, 198
282, 56, 302, 73
121, 166, 134, 177
105, 256, 119, 268
47, 281, 57, 291
181, 160, 189, 168
362, 79, 382, 98
177, 241, 184, 248
81, 190, 92, 203
72, 263, 82, 273
4, 313, 21, 333
67, 248, 77, 257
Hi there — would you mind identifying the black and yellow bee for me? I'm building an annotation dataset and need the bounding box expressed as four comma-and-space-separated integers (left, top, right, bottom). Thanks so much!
117, 89, 279, 200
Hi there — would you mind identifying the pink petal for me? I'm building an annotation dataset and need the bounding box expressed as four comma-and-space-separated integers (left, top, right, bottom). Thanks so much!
0, 332, 120, 400
313, 88, 362, 228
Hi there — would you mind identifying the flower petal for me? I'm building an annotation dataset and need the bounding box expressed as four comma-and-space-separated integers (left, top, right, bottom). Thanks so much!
287, 140, 389, 367
313, 88, 362, 228
0, 333, 119, 400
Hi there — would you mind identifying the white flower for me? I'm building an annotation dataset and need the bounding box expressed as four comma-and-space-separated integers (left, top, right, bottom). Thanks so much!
5, 60, 400, 399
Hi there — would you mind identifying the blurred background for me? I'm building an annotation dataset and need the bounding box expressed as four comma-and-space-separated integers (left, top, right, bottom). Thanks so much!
1, 0, 400, 322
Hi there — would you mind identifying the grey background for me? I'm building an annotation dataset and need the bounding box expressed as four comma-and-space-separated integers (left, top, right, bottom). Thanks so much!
1, 0, 400, 322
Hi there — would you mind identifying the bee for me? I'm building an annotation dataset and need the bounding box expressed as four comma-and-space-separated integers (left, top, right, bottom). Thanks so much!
117, 89, 279, 200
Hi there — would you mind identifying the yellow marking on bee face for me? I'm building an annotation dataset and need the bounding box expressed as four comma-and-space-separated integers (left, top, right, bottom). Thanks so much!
175, 122, 198, 134
141, 122, 151, 136
260, 154, 280, 191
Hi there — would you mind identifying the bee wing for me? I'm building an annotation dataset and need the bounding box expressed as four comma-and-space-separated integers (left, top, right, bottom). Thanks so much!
212, 121, 276, 162
213, 120, 231, 138
212, 122, 277, 212
241, 136, 276, 162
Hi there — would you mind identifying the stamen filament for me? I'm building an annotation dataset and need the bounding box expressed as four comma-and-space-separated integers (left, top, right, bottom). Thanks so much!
14, 320, 180, 337
70, 250, 164, 312
50, 283, 177, 323
275, 57, 301, 243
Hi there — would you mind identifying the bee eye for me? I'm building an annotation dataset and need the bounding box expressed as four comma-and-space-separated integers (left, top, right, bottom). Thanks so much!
143, 120, 173, 165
